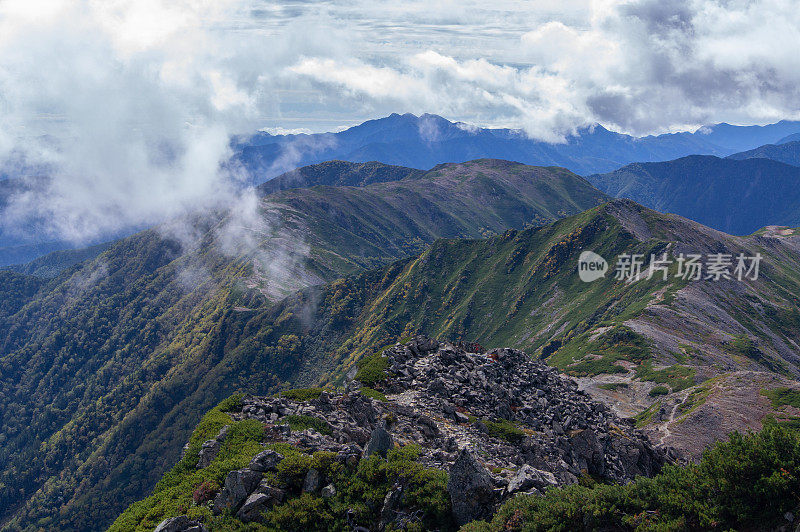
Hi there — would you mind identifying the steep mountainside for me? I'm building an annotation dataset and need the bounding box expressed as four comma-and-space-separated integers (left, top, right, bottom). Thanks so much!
587, 155, 800, 234
0, 160, 606, 531
236, 113, 800, 181
3, 195, 800, 530
778, 132, 800, 144
216, 200, 800, 455
258, 159, 608, 294
726, 140, 800, 166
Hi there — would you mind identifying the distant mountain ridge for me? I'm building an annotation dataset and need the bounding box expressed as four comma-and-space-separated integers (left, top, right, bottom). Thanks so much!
256, 160, 423, 195
587, 155, 800, 235
235, 113, 800, 181
4, 114, 800, 266
726, 140, 800, 167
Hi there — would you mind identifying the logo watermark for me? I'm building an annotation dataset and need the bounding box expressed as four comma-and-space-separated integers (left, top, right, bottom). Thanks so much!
577, 250, 608, 282
577, 251, 762, 283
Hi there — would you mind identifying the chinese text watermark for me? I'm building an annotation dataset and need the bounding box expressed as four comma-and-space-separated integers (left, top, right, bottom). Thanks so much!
578, 251, 762, 283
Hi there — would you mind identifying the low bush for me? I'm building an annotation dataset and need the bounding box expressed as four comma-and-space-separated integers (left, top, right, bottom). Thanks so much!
354, 354, 389, 386
279, 387, 323, 401
649, 385, 670, 396
484, 419, 525, 444
359, 387, 388, 402
283, 415, 332, 436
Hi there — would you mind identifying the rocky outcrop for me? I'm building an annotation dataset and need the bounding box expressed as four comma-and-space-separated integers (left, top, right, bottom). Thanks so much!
447, 449, 494, 525
363, 425, 394, 458
196, 425, 229, 469
249, 449, 283, 472
211, 469, 262, 514
216, 336, 668, 526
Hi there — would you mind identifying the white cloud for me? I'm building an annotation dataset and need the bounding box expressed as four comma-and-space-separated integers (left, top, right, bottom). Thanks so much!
2, 0, 800, 247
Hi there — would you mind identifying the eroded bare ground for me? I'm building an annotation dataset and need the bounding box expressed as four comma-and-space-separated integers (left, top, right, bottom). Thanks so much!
577, 369, 800, 459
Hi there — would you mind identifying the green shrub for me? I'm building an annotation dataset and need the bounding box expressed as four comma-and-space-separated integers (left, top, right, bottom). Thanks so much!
598, 382, 629, 391
649, 385, 670, 396
354, 354, 389, 386
727, 334, 761, 359
484, 419, 525, 444
276, 453, 313, 489
216, 393, 244, 413
267, 493, 336, 531
265, 443, 453, 531
359, 387, 388, 402
762, 387, 800, 409
279, 387, 323, 401
636, 361, 695, 392
283, 415, 333, 436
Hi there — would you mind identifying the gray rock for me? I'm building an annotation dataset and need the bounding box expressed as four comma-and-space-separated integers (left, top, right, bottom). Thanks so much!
380, 484, 404, 529
302, 468, 321, 492
249, 449, 284, 472
321, 483, 337, 498
255, 480, 286, 504
212, 469, 262, 514
236, 493, 271, 523
196, 425, 229, 469
447, 449, 494, 526
196, 440, 220, 469
363, 426, 394, 458
506, 465, 558, 494
153, 516, 206, 532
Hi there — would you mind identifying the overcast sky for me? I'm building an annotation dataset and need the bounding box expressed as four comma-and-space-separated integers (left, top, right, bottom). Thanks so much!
1, 0, 799, 243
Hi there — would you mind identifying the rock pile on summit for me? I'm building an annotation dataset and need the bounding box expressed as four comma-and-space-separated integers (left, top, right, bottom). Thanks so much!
159, 336, 667, 530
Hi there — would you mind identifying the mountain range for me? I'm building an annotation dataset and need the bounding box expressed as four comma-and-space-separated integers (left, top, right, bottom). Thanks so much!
4, 113, 800, 268
4, 112, 800, 530
2, 158, 800, 530
726, 140, 800, 167
105, 194, 800, 531
235, 113, 800, 180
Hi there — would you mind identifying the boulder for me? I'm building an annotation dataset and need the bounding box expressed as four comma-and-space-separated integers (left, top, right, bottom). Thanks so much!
380, 484, 404, 529
236, 493, 271, 523
506, 465, 558, 495
153, 516, 206, 532
212, 469, 262, 514
447, 449, 495, 526
196, 425, 229, 469
363, 426, 394, 458
196, 440, 220, 469
321, 483, 337, 498
255, 480, 286, 503
249, 449, 284, 472
302, 468, 321, 493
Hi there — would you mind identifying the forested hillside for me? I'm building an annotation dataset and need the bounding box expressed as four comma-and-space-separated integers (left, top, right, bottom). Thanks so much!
0, 160, 606, 531
587, 155, 800, 234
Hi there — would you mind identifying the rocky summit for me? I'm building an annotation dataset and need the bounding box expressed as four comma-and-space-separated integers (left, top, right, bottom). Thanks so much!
154, 336, 667, 531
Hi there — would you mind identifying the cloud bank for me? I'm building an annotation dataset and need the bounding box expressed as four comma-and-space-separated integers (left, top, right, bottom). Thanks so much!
1, 0, 799, 244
